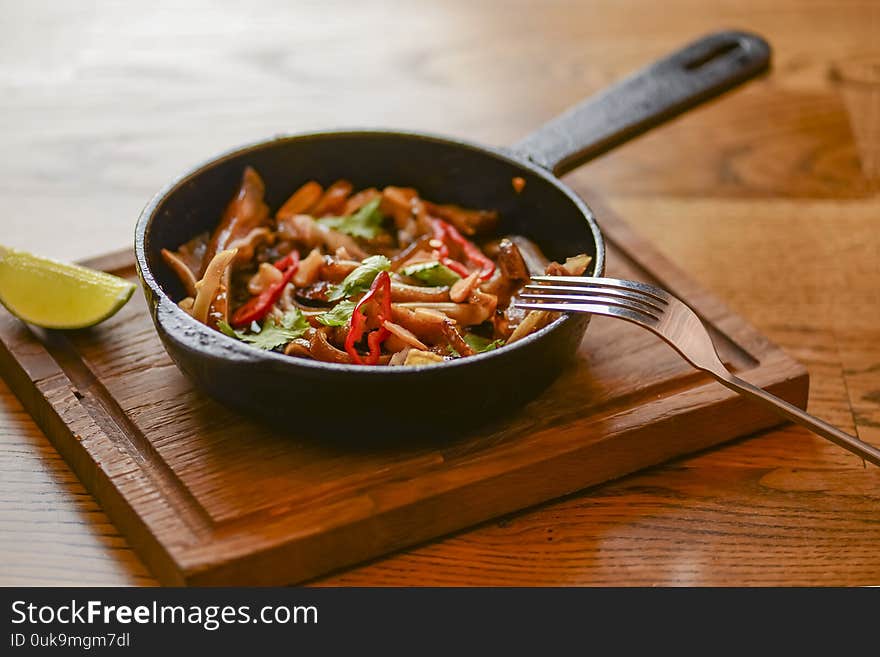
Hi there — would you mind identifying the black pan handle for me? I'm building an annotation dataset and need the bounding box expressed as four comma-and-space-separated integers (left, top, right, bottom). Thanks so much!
512, 30, 770, 176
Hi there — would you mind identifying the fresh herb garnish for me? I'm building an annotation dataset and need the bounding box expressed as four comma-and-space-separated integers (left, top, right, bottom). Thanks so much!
217, 320, 239, 339
400, 261, 461, 287
218, 309, 309, 351
316, 299, 356, 327
317, 197, 386, 240
463, 333, 504, 353
328, 255, 392, 301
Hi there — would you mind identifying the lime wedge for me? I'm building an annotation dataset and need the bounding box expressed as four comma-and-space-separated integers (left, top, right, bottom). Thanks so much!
0, 246, 135, 329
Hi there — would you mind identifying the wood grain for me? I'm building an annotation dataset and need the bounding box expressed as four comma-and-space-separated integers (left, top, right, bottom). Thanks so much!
0, 209, 808, 585
1, 0, 879, 586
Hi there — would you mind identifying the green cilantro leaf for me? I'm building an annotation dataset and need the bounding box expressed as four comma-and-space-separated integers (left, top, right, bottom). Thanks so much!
317, 197, 386, 240
316, 299, 357, 327
463, 333, 505, 353
328, 254, 391, 301
217, 320, 239, 339
400, 261, 461, 287
217, 309, 309, 351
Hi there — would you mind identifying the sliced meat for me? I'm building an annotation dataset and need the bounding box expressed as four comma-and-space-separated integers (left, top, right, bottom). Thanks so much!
380, 186, 418, 229
390, 281, 451, 303
293, 248, 324, 287
284, 337, 313, 358
343, 187, 380, 214
311, 179, 353, 217
449, 271, 479, 303
309, 328, 352, 364
497, 238, 529, 281
277, 181, 322, 220
247, 262, 283, 295
424, 201, 498, 236
203, 167, 270, 274
227, 227, 273, 267
394, 293, 496, 327
390, 305, 449, 343
319, 257, 360, 283
278, 214, 368, 259
295, 280, 334, 305
383, 320, 428, 351
441, 320, 474, 356
161, 248, 198, 297
505, 235, 550, 276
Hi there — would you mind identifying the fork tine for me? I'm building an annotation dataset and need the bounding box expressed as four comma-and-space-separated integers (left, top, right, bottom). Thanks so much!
530, 276, 670, 304
521, 283, 667, 313
513, 300, 660, 329
518, 292, 662, 319
525, 278, 880, 470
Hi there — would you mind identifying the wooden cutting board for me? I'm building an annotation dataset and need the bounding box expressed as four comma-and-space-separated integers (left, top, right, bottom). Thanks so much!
0, 203, 808, 585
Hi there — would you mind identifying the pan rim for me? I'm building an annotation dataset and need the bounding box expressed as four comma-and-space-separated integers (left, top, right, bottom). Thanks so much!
134, 128, 606, 375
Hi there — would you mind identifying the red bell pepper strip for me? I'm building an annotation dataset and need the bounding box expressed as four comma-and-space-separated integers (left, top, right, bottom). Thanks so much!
440, 220, 495, 280
273, 252, 298, 270
430, 220, 469, 276
430, 219, 448, 256
345, 270, 392, 365
430, 219, 495, 280
442, 255, 471, 278
230, 251, 300, 327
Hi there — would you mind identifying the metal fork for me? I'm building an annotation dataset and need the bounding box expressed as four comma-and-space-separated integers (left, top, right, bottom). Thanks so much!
515, 276, 880, 468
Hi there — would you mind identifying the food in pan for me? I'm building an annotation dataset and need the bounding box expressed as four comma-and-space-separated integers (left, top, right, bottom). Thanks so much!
162, 167, 590, 366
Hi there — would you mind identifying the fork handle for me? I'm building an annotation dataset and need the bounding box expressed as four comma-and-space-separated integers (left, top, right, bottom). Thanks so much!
713, 372, 880, 467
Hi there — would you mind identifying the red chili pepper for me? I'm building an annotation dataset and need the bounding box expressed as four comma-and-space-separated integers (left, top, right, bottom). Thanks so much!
430, 219, 495, 280
273, 252, 297, 270
441, 256, 471, 278
441, 220, 495, 280
430, 219, 470, 276
230, 251, 300, 327
431, 219, 449, 258
345, 270, 392, 365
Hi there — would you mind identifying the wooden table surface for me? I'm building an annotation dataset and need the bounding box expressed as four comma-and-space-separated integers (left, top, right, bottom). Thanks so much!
2, 0, 878, 586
